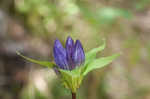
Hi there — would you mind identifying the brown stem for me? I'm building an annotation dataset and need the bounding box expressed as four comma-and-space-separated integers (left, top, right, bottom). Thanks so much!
72, 92, 76, 99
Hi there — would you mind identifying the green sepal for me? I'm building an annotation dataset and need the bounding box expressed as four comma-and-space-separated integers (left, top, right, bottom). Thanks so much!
59, 67, 83, 93
82, 53, 120, 76
16, 51, 55, 68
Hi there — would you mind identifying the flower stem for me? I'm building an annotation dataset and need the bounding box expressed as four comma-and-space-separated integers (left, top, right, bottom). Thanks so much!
72, 92, 76, 99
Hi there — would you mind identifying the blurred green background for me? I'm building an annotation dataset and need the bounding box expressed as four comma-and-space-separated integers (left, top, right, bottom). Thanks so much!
0, 0, 150, 99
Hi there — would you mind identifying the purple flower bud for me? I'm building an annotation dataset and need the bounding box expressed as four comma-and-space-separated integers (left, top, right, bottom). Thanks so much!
53, 39, 69, 70
73, 40, 85, 66
66, 36, 75, 70
53, 37, 85, 70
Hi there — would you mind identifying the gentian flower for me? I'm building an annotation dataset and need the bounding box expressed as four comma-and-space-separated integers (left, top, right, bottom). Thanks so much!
16, 36, 119, 98
53, 37, 85, 70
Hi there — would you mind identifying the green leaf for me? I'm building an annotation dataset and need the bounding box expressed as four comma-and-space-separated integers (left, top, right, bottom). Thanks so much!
85, 40, 105, 65
83, 53, 120, 76
16, 51, 55, 68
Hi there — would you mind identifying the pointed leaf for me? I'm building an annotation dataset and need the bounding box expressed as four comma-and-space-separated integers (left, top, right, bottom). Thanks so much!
83, 53, 120, 76
85, 40, 105, 65
16, 51, 55, 68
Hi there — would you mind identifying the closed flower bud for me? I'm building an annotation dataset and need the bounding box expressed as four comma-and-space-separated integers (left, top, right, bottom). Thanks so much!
53, 36, 85, 70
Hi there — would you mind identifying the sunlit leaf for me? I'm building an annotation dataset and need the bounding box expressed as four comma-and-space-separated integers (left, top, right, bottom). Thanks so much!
83, 53, 120, 76
85, 40, 105, 65
16, 51, 55, 68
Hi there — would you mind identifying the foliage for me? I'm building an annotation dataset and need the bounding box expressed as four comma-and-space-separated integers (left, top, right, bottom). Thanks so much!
17, 41, 119, 93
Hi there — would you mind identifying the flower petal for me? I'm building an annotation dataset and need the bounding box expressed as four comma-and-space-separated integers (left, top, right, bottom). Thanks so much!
73, 40, 85, 66
66, 36, 74, 56
65, 36, 75, 69
53, 39, 69, 70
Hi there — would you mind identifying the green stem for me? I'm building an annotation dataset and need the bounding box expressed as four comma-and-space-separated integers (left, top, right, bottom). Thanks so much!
72, 92, 76, 99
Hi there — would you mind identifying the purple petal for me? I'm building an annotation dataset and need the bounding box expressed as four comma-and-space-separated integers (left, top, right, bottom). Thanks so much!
53, 39, 69, 70
66, 36, 74, 56
72, 40, 85, 67
65, 36, 75, 69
